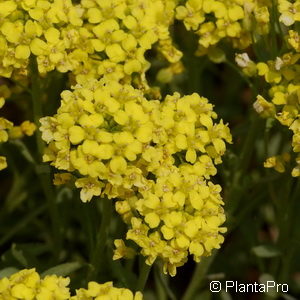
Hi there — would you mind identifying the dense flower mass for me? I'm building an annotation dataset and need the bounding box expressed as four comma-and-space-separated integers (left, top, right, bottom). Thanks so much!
176, 0, 271, 56
0, 269, 143, 300
0, 269, 70, 300
3, 0, 298, 279
233, 2, 300, 176
0, 0, 181, 83
0, 0, 235, 277
0, 0, 182, 171
0, 82, 36, 170
0, 100, 13, 170
252, 51, 300, 176
1, 0, 300, 298
40, 77, 232, 275
72, 281, 143, 300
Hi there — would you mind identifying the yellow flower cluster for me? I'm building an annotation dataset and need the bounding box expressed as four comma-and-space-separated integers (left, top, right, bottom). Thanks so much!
0, 0, 180, 84
0, 0, 233, 277
0, 0, 185, 171
252, 59, 300, 175
40, 78, 231, 275
235, 8, 300, 176
0, 268, 70, 300
72, 281, 142, 300
264, 153, 291, 173
0, 98, 12, 170
0, 83, 36, 170
40, 78, 159, 201
8, 121, 36, 140
0, 268, 142, 300
176, 0, 270, 55
0, 83, 12, 169
253, 52, 300, 175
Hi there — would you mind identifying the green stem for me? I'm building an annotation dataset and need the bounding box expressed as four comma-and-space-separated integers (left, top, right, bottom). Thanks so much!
88, 197, 112, 280
240, 115, 261, 172
110, 259, 136, 290
125, 256, 135, 272
29, 56, 62, 261
278, 179, 300, 282
251, 31, 265, 61
270, 0, 278, 59
137, 257, 151, 292
37, 166, 62, 261
229, 191, 266, 232
155, 264, 177, 300
227, 114, 262, 214
0, 204, 46, 246
182, 253, 216, 300
83, 203, 96, 259
278, 246, 295, 283
225, 60, 258, 95
29, 55, 44, 157
154, 273, 167, 300
272, 0, 285, 54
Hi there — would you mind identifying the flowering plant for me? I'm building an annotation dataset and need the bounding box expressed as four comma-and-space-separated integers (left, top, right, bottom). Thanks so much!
0, 0, 300, 299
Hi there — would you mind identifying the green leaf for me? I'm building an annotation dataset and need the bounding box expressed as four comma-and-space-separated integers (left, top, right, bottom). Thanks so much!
10, 140, 35, 164
0, 267, 19, 279
5, 172, 28, 213
41, 262, 83, 277
11, 243, 28, 267
252, 245, 281, 258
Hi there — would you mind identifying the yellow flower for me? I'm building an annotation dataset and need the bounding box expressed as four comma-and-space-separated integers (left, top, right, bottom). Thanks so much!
15, 45, 31, 60
264, 154, 290, 173
20, 120, 37, 136
253, 95, 276, 118
278, 0, 300, 26
69, 126, 85, 145
75, 177, 104, 202
0, 117, 13, 142
113, 239, 136, 260
288, 30, 300, 52
53, 173, 72, 185
0, 97, 5, 109
0, 156, 7, 170
176, 0, 205, 30
0, 1, 17, 18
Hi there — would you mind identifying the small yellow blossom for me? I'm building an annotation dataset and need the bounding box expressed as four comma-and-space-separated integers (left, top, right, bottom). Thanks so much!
253, 96, 276, 118
75, 177, 104, 202
278, 0, 300, 26
264, 154, 291, 173
113, 239, 136, 260
20, 121, 37, 136
0, 156, 7, 170
53, 173, 72, 185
